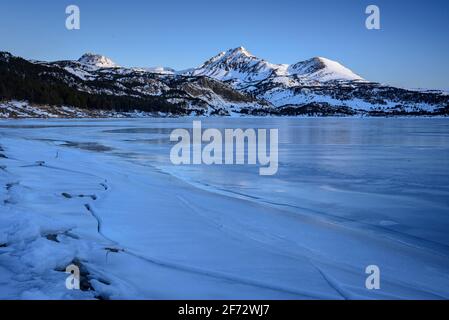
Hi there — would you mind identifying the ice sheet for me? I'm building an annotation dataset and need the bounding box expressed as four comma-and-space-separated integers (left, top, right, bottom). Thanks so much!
1, 117, 449, 299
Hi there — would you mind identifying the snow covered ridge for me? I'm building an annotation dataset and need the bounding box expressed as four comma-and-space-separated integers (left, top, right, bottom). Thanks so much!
0, 101, 170, 119
185, 47, 448, 114
0, 51, 269, 117
78, 53, 118, 68
0, 49, 448, 117
187, 47, 365, 85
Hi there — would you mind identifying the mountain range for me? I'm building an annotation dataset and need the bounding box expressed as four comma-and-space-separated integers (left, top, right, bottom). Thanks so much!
1, 48, 448, 118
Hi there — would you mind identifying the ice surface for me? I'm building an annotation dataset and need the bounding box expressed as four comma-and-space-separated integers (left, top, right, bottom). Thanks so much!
1, 118, 449, 299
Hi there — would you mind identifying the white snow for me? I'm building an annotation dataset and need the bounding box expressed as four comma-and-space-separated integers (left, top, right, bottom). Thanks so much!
78, 53, 118, 69
139, 67, 176, 75
288, 57, 364, 82
63, 65, 96, 81
190, 47, 279, 85
188, 47, 365, 86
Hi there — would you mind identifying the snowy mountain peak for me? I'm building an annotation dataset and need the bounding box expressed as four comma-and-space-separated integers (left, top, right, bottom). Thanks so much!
78, 53, 118, 68
288, 57, 364, 81
188, 47, 364, 86
227, 46, 254, 58
189, 47, 277, 84
202, 47, 258, 67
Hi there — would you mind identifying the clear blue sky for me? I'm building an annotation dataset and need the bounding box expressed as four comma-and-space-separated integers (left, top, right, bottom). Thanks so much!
1, 0, 448, 89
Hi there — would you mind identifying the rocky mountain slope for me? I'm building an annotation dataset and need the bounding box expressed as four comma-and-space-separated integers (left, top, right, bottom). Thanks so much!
187, 47, 448, 115
0, 52, 269, 118
1, 49, 448, 118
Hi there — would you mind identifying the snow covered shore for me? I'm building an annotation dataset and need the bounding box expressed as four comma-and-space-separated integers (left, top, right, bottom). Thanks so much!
0, 100, 169, 119
1, 119, 449, 299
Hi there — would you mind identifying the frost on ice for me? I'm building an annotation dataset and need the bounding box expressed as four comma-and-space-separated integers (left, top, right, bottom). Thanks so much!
1, 118, 449, 299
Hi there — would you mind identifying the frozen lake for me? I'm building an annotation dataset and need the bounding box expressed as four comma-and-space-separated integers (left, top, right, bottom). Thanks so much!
1, 117, 449, 299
